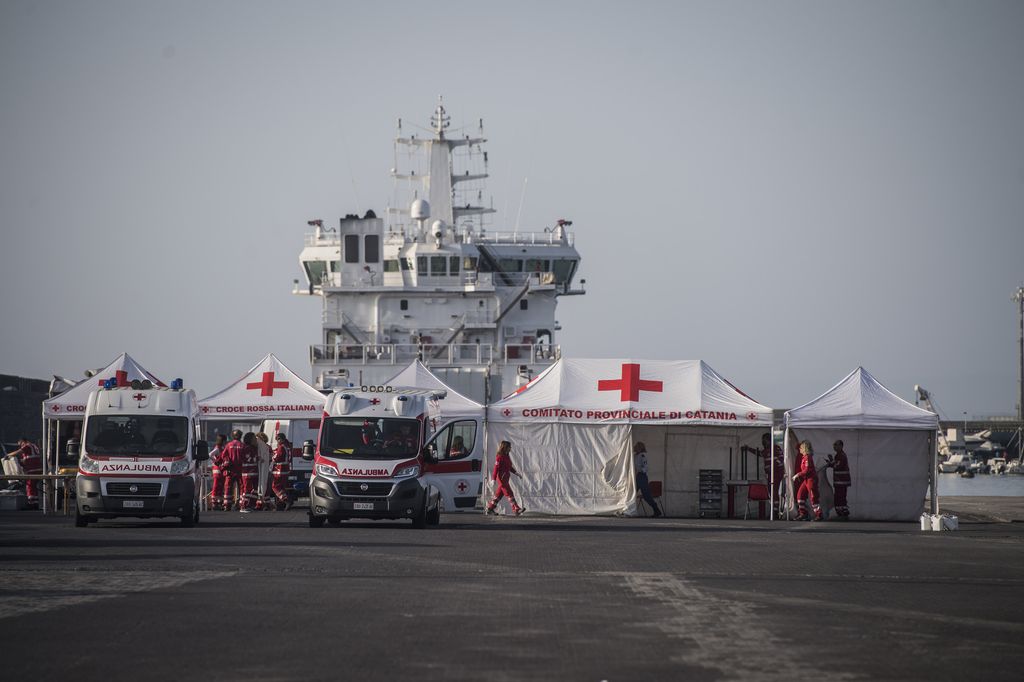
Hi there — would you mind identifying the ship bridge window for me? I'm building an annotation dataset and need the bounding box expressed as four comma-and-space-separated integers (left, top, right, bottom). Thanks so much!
344, 235, 360, 263
417, 256, 427, 272
462, 256, 478, 271
400, 299, 408, 311
303, 261, 327, 285
449, 256, 460, 274
430, 256, 447, 276
499, 259, 523, 272
364, 235, 380, 263
401, 258, 411, 271
525, 259, 550, 273
384, 259, 400, 273
552, 259, 578, 284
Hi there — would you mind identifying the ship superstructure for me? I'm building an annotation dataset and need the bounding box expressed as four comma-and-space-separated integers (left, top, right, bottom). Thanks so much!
295, 99, 584, 402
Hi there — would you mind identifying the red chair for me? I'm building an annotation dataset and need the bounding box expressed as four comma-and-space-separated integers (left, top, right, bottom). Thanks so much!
745, 483, 769, 519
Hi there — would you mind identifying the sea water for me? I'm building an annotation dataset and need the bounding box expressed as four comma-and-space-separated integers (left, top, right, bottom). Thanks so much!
935, 473, 1024, 497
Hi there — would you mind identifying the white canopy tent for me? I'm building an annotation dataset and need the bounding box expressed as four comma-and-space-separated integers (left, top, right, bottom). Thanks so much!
783, 366, 939, 521
486, 359, 773, 516
40, 352, 166, 512
383, 360, 485, 419
198, 353, 326, 421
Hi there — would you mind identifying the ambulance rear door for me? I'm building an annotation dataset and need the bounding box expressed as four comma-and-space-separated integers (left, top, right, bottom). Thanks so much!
421, 418, 482, 511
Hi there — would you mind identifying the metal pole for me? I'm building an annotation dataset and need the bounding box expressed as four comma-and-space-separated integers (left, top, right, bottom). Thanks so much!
769, 426, 775, 521
930, 432, 938, 516
1015, 286, 1024, 423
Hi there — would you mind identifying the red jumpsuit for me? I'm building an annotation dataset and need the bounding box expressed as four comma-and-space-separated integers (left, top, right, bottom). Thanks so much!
270, 441, 292, 510
18, 443, 42, 506
829, 450, 851, 518
239, 443, 259, 511
794, 451, 822, 521
209, 445, 225, 510
486, 451, 523, 515
220, 439, 243, 510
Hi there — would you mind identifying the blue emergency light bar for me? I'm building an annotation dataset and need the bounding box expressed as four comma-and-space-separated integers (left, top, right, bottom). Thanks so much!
171, 378, 184, 390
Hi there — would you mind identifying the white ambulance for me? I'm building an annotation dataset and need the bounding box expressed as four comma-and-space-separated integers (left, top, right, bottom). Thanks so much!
71, 379, 209, 527
304, 387, 465, 528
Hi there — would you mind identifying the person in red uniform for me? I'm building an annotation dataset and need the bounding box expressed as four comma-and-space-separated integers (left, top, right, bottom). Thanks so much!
826, 439, 851, 519
6, 438, 42, 508
792, 440, 823, 521
485, 440, 525, 516
11, 438, 41, 506
208, 434, 226, 511
239, 432, 259, 513
270, 433, 293, 511
219, 430, 244, 511
757, 433, 785, 516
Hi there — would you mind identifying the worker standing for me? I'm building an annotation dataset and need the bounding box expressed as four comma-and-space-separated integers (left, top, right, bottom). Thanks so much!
220, 431, 244, 511
792, 440, 823, 521
485, 440, 525, 516
208, 434, 227, 511
270, 433, 293, 510
826, 440, 852, 520
254, 432, 273, 510
239, 432, 259, 513
633, 441, 662, 517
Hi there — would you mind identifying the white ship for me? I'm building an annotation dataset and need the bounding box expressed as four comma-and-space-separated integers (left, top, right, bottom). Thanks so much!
294, 98, 585, 402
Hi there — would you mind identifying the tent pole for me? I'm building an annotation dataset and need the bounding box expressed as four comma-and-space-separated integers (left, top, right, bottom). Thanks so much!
931, 432, 939, 516
41, 411, 49, 515
770, 426, 775, 521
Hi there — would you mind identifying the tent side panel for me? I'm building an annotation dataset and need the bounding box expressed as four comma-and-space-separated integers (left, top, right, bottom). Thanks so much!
482, 423, 632, 515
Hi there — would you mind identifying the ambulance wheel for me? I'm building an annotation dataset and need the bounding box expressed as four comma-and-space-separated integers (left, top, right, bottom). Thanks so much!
427, 503, 440, 526
412, 500, 428, 529
327, 516, 342, 526
308, 513, 325, 528
74, 510, 90, 527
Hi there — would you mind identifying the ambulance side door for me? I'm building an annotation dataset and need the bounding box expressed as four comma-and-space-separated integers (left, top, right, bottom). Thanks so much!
421, 419, 482, 511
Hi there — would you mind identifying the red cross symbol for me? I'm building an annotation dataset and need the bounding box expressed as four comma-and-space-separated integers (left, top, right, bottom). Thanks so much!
456, 480, 469, 494
598, 363, 663, 402
502, 408, 511, 417
746, 412, 758, 421
98, 370, 129, 387
370, 398, 381, 405
246, 371, 289, 397
201, 406, 209, 414
132, 393, 146, 402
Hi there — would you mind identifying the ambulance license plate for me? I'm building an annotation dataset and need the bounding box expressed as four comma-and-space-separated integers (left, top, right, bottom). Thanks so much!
353, 502, 374, 511
123, 500, 144, 508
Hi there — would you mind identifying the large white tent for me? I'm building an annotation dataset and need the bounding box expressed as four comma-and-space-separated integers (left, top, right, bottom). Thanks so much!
383, 360, 484, 418
40, 352, 167, 512
43, 352, 165, 419
783, 367, 939, 521
486, 359, 773, 516
198, 353, 326, 421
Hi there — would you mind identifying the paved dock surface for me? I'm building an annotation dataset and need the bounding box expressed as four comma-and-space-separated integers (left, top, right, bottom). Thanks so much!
1, 502, 1022, 681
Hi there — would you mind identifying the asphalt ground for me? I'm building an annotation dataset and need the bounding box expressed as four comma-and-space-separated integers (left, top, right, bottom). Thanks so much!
1, 501, 1022, 681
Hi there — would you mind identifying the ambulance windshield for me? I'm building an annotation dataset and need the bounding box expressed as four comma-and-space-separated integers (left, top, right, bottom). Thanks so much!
86, 415, 189, 456
321, 417, 420, 459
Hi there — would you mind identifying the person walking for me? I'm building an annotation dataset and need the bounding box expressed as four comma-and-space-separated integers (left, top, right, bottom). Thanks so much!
633, 441, 662, 517
485, 440, 525, 516
826, 440, 852, 520
220, 431, 244, 511
270, 433, 293, 510
792, 440, 823, 521
208, 434, 227, 511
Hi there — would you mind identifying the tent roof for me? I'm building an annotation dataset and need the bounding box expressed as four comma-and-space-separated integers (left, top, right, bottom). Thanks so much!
383, 361, 484, 415
489, 358, 772, 425
784, 366, 939, 430
198, 353, 325, 420
43, 353, 164, 419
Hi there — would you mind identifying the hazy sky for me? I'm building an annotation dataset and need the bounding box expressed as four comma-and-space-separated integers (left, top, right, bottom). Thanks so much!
2, 1, 1023, 420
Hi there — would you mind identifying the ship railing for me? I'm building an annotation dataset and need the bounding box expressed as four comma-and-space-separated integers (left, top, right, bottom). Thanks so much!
504, 344, 560, 364
309, 343, 496, 366
476, 231, 574, 247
